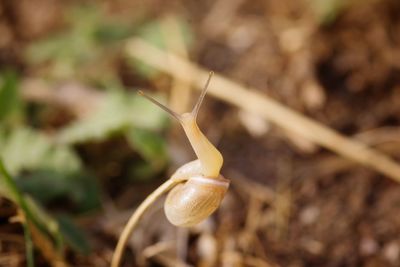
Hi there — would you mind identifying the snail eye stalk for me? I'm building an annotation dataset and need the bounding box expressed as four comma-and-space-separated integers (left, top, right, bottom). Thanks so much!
138, 90, 182, 121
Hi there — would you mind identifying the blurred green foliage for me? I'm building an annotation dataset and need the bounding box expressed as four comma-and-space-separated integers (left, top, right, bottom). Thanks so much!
57, 89, 169, 178
0, 2, 194, 261
25, 4, 193, 81
310, 0, 347, 24
0, 127, 81, 175
16, 170, 99, 212
130, 18, 193, 78
26, 5, 135, 81
0, 159, 64, 264
126, 127, 168, 179
57, 214, 91, 254
58, 90, 167, 143
0, 71, 20, 121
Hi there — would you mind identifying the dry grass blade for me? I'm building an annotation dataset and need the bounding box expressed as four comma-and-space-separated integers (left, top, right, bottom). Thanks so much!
160, 15, 193, 114
125, 38, 400, 183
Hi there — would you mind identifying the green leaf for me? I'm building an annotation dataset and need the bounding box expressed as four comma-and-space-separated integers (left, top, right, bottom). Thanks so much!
24, 5, 101, 79
16, 171, 67, 203
126, 127, 167, 177
16, 170, 100, 212
24, 4, 137, 81
95, 22, 134, 43
58, 91, 167, 144
0, 71, 19, 121
57, 214, 90, 254
0, 127, 81, 175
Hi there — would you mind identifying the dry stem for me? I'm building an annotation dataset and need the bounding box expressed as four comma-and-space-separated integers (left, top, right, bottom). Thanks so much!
111, 177, 187, 267
160, 15, 193, 114
125, 38, 400, 182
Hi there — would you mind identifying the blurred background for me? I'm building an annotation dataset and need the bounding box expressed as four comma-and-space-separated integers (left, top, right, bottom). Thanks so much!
0, 0, 400, 266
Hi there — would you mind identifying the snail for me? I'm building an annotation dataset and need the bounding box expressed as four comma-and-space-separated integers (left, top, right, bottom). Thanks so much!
111, 72, 229, 267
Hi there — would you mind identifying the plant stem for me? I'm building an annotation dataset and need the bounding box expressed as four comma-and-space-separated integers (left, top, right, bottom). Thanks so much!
0, 159, 35, 266
22, 218, 35, 267
111, 177, 187, 267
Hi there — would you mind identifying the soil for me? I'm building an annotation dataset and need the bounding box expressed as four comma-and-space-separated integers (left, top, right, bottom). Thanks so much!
1, 0, 400, 266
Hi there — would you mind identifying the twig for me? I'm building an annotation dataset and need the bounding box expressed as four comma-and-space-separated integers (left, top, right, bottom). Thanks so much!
111, 177, 187, 267
143, 241, 174, 258
160, 15, 193, 114
125, 38, 400, 183
228, 170, 275, 203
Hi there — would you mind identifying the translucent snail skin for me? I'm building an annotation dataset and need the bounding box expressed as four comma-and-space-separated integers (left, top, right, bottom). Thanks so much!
111, 72, 229, 267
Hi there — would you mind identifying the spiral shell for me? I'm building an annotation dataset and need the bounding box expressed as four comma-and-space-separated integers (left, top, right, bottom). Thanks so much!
164, 175, 229, 227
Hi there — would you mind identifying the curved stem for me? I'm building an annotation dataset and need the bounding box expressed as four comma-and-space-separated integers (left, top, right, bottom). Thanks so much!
111, 177, 188, 267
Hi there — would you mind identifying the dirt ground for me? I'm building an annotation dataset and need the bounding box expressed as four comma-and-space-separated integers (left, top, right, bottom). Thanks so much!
1, 0, 400, 266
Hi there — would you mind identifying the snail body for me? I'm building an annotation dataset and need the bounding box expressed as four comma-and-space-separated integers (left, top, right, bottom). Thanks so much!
139, 71, 228, 226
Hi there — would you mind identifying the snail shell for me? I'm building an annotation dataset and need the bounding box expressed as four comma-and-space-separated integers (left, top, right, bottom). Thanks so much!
164, 175, 229, 227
